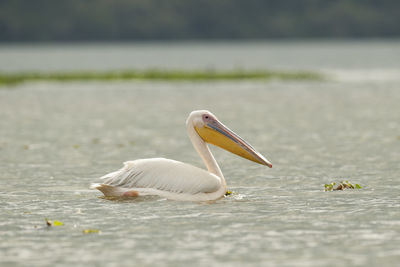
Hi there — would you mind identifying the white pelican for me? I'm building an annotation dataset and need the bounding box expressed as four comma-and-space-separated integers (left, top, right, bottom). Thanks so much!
91, 110, 272, 201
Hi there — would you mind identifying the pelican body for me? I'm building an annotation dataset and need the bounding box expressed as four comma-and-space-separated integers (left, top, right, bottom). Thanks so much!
92, 110, 272, 201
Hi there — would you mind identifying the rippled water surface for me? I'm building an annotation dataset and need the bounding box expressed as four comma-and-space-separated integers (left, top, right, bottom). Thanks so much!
1, 41, 400, 266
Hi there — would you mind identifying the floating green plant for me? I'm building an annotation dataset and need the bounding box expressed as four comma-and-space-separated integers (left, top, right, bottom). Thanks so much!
43, 218, 101, 233
45, 218, 64, 226
324, 181, 362, 191
83, 229, 101, 234
225, 190, 232, 196
0, 69, 323, 86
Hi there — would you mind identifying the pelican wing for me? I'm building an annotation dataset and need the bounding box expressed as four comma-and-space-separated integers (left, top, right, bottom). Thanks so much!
100, 158, 222, 194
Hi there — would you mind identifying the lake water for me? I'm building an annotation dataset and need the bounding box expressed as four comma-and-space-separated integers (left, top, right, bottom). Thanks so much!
0, 41, 399, 266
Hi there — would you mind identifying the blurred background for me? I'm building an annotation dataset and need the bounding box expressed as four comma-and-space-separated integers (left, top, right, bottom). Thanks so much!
1, 0, 399, 75
1, 0, 400, 41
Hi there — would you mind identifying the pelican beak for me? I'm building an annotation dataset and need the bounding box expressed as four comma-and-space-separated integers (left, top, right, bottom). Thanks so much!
195, 120, 272, 168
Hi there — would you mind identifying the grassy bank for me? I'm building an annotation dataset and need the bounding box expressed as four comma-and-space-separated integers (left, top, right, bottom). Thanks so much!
0, 69, 323, 86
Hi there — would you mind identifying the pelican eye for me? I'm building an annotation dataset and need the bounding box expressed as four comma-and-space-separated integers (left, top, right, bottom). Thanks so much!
205, 115, 209, 119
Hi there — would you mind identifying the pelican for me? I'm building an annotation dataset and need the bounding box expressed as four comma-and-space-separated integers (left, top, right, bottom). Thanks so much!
91, 110, 272, 201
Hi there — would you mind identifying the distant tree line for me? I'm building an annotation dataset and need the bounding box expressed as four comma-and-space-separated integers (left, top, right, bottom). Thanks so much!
0, 0, 399, 41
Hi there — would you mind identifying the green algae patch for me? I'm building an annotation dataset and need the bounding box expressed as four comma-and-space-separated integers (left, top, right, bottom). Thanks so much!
324, 181, 363, 192
0, 69, 323, 86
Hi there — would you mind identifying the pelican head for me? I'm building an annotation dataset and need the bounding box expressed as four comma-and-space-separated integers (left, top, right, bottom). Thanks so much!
187, 110, 272, 168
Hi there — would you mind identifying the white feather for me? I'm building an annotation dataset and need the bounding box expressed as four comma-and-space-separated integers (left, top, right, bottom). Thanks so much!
93, 158, 224, 200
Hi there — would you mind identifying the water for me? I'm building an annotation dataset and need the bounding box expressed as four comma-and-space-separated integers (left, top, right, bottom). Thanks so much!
0, 41, 399, 266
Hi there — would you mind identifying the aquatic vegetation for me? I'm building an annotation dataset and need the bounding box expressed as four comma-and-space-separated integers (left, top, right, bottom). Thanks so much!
45, 218, 64, 226
83, 229, 101, 234
0, 69, 323, 86
44, 218, 101, 234
225, 190, 232, 196
324, 181, 362, 191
